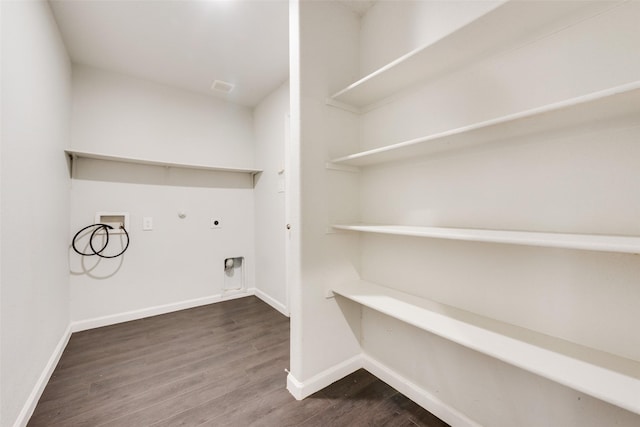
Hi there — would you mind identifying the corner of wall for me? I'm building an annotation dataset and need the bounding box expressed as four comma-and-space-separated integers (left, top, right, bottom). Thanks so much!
11, 326, 72, 427
286, 354, 363, 401
361, 354, 480, 427
253, 82, 290, 315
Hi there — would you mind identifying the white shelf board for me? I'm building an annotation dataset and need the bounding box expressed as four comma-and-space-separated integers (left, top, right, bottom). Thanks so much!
331, 81, 640, 167
65, 149, 262, 176
332, 279, 640, 415
332, 224, 640, 255
330, 1, 611, 108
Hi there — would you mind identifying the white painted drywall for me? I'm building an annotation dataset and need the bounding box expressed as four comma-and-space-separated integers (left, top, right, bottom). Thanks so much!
69, 170, 255, 322
254, 82, 290, 314
69, 67, 256, 324
289, 0, 363, 391
354, 1, 640, 425
71, 64, 255, 168
1, 1, 72, 425
359, 0, 503, 76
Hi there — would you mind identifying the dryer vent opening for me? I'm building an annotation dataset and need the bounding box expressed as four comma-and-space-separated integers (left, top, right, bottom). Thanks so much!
223, 257, 244, 291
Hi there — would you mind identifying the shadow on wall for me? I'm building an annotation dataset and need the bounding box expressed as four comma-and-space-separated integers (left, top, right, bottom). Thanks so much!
73, 157, 255, 189
69, 227, 127, 279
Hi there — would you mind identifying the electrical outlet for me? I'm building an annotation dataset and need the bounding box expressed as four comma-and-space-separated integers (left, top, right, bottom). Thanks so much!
211, 218, 222, 229
143, 217, 153, 231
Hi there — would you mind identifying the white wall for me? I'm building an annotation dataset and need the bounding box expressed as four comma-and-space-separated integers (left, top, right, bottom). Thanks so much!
356, 1, 640, 426
288, 0, 363, 396
69, 66, 256, 325
358, 0, 502, 76
254, 82, 289, 314
1, 1, 72, 426
71, 65, 255, 168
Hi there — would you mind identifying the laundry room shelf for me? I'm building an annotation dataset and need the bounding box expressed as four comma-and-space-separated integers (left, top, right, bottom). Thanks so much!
330, 1, 611, 108
65, 149, 262, 177
329, 81, 640, 167
332, 224, 640, 254
331, 279, 640, 415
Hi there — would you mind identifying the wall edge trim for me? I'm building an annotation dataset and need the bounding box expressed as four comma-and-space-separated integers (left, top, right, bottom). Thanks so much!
362, 353, 481, 427
13, 324, 72, 427
252, 287, 289, 317
286, 354, 363, 400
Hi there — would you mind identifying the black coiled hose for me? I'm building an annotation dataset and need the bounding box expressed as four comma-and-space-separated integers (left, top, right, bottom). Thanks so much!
72, 223, 130, 258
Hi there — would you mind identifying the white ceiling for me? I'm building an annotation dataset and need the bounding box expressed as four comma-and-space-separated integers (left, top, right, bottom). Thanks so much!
49, 0, 290, 107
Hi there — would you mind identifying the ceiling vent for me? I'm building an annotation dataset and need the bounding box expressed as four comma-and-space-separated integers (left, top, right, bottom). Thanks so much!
211, 80, 235, 94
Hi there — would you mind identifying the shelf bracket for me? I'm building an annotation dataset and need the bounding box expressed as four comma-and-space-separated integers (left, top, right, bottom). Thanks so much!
68, 152, 77, 179
325, 226, 340, 235
252, 170, 262, 187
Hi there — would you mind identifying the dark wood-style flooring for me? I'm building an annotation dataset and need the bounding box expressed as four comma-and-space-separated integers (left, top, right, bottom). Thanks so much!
29, 296, 449, 426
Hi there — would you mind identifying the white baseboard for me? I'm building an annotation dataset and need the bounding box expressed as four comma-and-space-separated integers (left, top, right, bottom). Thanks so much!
362, 354, 481, 427
252, 287, 289, 317
284, 352, 478, 426
286, 354, 363, 400
13, 324, 72, 427
70, 290, 255, 332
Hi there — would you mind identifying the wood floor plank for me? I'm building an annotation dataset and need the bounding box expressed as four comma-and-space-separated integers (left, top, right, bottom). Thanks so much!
52, 364, 249, 427
57, 309, 279, 375
48, 322, 262, 394
245, 391, 332, 426
348, 391, 418, 427
88, 337, 286, 403
150, 370, 288, 427
318, 368, 380, 399
205, 384, 295, 427
302, 375, 399, 427
28, 296, 449, 427
386, 392, 450, 427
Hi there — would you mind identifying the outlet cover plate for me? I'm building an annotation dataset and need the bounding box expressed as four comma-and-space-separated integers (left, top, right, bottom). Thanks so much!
143, 217, 153, 231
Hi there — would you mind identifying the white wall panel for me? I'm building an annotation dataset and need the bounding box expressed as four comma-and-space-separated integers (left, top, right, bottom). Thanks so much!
254, 82, 290, 313
69, 67, 256, 323
1, 1, 72, 425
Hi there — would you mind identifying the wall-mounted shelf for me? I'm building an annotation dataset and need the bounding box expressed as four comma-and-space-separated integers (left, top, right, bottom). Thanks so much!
332, 279, 640, 415
324, 162, 360, 173
330, 1, 612, 109
332, 224, 640, 255
65, 149, 262, 178
330, 81, 640, 167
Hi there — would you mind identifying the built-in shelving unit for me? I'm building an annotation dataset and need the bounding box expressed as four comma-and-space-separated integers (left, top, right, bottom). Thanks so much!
329, 81, 640, 167
65, 149, 262, 178
332, 225, 640, 255
322, 0, 640, 419
330, 0, 611, 108
331, 279, 640, 415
